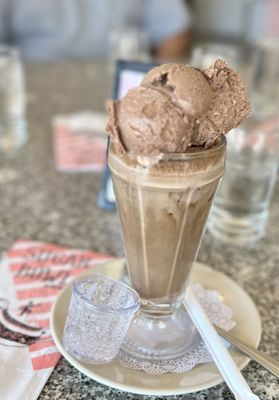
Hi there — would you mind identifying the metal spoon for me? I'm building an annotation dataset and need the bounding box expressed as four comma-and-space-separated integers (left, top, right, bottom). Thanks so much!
215, 325, 279, 378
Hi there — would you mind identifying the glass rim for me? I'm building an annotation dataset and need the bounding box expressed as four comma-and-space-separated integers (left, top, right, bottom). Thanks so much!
72, 274, 140, 314
110, 135, 226, 163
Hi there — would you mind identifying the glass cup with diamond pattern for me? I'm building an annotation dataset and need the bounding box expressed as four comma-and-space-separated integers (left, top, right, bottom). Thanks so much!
62, 275, 140, 364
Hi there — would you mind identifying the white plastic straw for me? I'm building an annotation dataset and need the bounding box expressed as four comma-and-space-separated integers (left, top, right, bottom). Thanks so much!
184, 286, 259, 400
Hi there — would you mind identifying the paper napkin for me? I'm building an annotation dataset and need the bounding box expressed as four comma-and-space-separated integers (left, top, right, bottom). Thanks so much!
0, 239, 112, 400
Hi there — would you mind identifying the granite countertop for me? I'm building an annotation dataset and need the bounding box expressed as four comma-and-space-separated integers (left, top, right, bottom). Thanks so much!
0, 62, 278, 400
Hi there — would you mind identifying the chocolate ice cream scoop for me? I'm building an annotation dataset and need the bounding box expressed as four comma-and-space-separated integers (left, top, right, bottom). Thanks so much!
107, 86, 194, 155
195, 59, 252, 148
141, 63, 214, 117
106, 59, 251, 155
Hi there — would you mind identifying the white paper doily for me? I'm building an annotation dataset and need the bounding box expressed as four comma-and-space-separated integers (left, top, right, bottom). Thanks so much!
117, 283, 235, 374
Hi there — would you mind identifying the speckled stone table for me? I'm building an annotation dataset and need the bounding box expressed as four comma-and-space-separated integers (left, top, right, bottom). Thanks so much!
1, 62, 278, 400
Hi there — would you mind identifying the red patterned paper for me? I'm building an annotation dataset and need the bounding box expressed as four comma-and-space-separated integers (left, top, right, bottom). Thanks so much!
1, 239, 112, 371
53, 113, 107, 172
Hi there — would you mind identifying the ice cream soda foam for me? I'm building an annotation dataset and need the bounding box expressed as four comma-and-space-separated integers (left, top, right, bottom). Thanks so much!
106, 60, 251, 362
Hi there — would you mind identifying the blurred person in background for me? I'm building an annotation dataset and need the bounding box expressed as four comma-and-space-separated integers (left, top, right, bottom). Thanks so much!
0, 0, 191, 62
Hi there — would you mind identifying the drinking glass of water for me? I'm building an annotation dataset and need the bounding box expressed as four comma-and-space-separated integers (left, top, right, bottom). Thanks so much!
0, 45, 27, 154
207, 121, 278, 245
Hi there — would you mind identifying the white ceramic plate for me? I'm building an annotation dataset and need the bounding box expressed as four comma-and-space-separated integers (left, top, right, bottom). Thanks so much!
50, 260, 262, 396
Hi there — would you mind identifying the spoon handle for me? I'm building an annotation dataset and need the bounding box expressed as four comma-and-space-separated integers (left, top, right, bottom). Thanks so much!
216, 326, 279, 378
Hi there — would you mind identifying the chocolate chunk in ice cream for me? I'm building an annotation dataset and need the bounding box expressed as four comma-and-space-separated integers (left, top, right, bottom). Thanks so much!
106, 59, 251, 155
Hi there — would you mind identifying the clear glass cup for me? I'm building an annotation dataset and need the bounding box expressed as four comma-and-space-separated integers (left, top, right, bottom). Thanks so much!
108, 138, 226, 360
108, 27, 149, 63
62, 275, 140, 364
0, 45, 27, 154
208, 123, 278, 245
251, 39, 279, 120
191, 43, 241, 70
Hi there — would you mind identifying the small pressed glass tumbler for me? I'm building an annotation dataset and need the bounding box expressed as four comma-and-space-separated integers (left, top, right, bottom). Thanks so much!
62, 275, 140, 364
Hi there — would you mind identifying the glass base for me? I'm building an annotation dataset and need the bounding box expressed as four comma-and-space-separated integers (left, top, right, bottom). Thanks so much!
0, 117, 27, 155
207, 206, 267, 245
120, 304, 200, 361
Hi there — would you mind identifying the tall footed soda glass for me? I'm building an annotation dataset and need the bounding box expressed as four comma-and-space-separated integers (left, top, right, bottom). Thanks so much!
108, 136, 226, 360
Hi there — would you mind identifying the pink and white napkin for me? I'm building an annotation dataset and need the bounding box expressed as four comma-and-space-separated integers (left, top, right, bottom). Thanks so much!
53, 111, 107, 172
266, 0, 279, 38
0, 239, 112, 400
